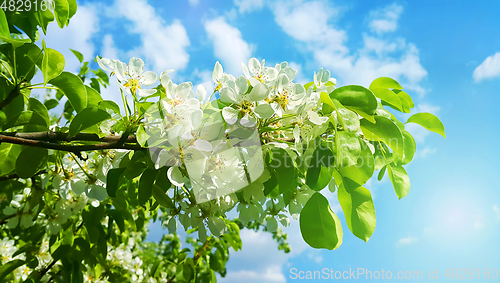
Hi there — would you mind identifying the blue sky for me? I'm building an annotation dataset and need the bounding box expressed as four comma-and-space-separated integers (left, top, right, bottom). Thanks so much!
42, 0, 500, 281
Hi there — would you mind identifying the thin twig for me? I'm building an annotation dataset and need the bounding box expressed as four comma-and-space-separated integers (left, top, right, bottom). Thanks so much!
0, 131, 137, 143
0, 134, 145, 152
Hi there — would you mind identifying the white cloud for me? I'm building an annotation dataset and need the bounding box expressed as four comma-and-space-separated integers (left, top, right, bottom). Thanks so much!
368, 3, 404, 34
111, 0, 190, 73
473, 52, 500, 82
494, 205, 500, 220
188, 0, 200, 6
43, 4, 99, 73
204, 17, 254, 75
234, 0, 265, 13
272, 1, 427, 95
397, 236, 418, 245
414, 147, 436, 159
101, 34, 119, 60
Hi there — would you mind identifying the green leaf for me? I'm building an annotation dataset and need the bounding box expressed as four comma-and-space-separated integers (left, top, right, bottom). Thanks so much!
15, 147, 48, 178
138, 169, 157, 206
369, 77, 403, 90
68, 107, 111, 137
50, 71, 88, 113
70, 49, 84, 63
68, 0, 78, 19
71, 261, 83, 283
306, 141, 334, 191
85, 86, 103, 108
269, 148, 296, 193
337, 177, 376, 242
0, 10, 30, 48
338, 137, 374, 186
106, 167, 126, 198
299, 192, 343, 250
53, 0, 70, 28
93, 69, 109, 85
329, 85, 378, 115
2, 110, 48, 130
387, 164, 410, 199
28, 98, 51, 127
44, 99, 59, 110
335, 131, 361, 168
0, 143, 22, 176
402, 130, 416, 164
406, 112, 446, 138
360, 116, 404, 157
370, 88, 402, 111
98, 100, 121, 115
0, 259, 25, 279
34, 4, 55, 35
108, 209, 125, 233
152, 184, 175, 209
42, 41, 65, 85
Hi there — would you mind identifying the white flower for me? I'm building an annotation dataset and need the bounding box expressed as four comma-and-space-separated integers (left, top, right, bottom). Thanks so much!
269, 73, 306, 117
114, 57, 158, 97
242, 58, 278, 86
220, 76, 270, 127
212, 61, 235, 91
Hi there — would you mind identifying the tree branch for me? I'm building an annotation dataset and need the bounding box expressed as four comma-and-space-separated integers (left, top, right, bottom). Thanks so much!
0, 131, 137, 143
0, 134, 146, 152
0, 170, 46, 182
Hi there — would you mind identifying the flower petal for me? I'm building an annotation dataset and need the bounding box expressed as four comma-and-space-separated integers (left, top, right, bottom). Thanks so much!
168, 166, 185, 187
212, 61, 223, 82
141, 71, 157, 86
222, 107, 239, 125
96, 56, 115, 72
307, 111, 328, 125
114, 61, 128, 82
248, 58, 261, 75
254, 103, 274, 119
160, 70, 173, 87
240, 113, 257, 127
196, 84, 207, 103
235, 75, 248, 95
137, 88, 157, 98
128, 57, 145, 77
220, 87, 239, 104
247, 82, 269, 102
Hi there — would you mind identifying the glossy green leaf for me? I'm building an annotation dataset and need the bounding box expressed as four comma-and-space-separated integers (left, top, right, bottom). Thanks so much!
0, 143, 22, 176
106, 167, 126, 198
53, 0, 70, 28
337, 177, 376, 242
15, 147, 48, 178
28, 98, 50, 127
299, 192, 343, 250
70, 49, 84, 63
338, 138, 374, 186
360, 116, 404, 156
68, 0, 78, 18
85, 86, 103, 108
2, 110, 48, 130
42, 42, 65, 85
138, 169, 157, 206
402, 130, 416, 164
50, 71, 88, 113
68, 107, 111, 137
369, 77, 403, 90
0, 10, 30, 48
335, 131, 361, 168
370, 88, 402, 111
0, 259, 25, 279
98, 100, 121, 115
269, 148, 296, 194
44, 99, 59, 110
329, 85, 378, 115
406, 112, 446, 138
306, 142, 335, 191
387, 164, 410, 199
152, 184, 175, 209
